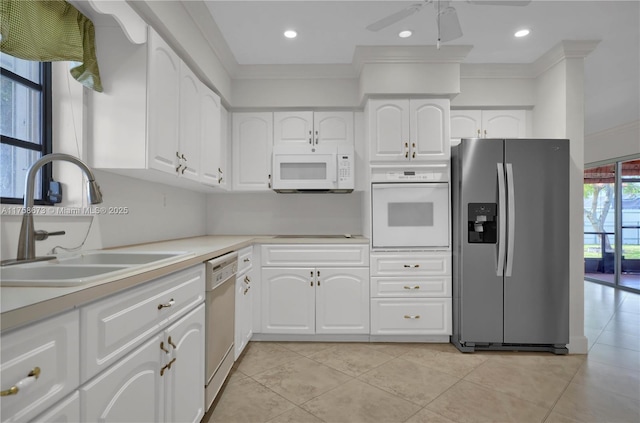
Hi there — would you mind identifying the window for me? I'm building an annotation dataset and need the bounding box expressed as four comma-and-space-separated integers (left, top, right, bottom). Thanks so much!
1, 54, 52, 204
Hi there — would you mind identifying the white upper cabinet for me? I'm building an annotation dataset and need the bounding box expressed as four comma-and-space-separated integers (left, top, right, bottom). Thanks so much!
232, 112, 273, 191
274, 111, 354, 147
369, 99, 449, 162
450, 110, 528, 139
89, 27, 223, 190
200, 88, 225, 188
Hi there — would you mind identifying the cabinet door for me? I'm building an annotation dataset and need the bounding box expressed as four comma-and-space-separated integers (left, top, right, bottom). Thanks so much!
164, 304, 205, 423
450, 110, 482, 139
81, 334, 164, 423
178, 63, 202, 181
235, 271, 253, 359
232, 113, 273, 191
200, 83, 222, 187
314, 111, 354, 146
218, 106, 230, 190
261, 268, 315, 334
148, 30, 180, 176
0, 311, 79, 423
410, 99, 450, 161
31, 391, 80, 423
315, 268, 369, 334
481, 110, 527, 138
274, 111, 313, 145
369, 99, 410, 162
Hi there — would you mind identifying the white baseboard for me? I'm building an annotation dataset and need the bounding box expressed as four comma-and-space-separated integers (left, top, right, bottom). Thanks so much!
567, 335, 589, 354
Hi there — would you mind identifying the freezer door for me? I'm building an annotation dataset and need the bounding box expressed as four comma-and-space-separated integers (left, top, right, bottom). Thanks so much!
456, 139, 505, 344
503, 139, 569, 345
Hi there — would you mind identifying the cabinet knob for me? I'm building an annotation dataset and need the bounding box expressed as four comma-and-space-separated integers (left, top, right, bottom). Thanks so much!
412, 151, 415, 159
405, 151, 409, 158
0, 367, 40, 397
310, 280, 314, 287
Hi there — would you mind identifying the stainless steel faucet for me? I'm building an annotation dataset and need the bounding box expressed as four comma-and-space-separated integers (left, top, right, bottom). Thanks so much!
16, 153, 103, 262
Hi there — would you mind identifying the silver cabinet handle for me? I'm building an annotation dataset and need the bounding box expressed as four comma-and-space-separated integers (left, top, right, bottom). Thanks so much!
157, 298, 175, 310
403, 264, 420, 268
1, 367, 40, 397
403, 285, 420, 290
403, 315, 421, 319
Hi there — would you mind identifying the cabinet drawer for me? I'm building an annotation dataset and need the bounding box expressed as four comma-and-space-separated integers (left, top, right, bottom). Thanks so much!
370, 299, 452, 335
371, 276, 451, 298
0, 310, 79, 423
81, 265, 205, 382
370, 253, 450, 276
261, 244, 369, 267
237, 245, 253, 274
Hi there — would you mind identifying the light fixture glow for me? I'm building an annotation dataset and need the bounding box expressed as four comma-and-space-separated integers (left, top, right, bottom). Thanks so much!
514, 29, 530, 38
398, 30, 413, 38
284, 30, 297, 39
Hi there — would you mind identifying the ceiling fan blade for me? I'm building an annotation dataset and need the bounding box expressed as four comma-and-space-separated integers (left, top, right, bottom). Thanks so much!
366, 3, 424, 32
438, 6, 463, 42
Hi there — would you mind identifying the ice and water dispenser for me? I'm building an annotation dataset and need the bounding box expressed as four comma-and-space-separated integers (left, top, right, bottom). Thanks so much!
468, 203, 497, 244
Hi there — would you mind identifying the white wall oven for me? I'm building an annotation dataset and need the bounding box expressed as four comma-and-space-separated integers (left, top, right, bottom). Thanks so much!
371, 167, 450, 249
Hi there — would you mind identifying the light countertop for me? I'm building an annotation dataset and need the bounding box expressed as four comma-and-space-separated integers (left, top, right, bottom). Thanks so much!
1, 235, 368, 332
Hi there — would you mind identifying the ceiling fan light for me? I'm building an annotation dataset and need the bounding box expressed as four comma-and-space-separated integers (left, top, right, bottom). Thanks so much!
438, 7, 463, 42
284, 30, 297, 39
398, 30, 413, 38
514, 29, 530, 38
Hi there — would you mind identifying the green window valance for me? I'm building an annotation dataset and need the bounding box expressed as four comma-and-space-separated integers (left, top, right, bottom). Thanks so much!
0, 0, 103, 92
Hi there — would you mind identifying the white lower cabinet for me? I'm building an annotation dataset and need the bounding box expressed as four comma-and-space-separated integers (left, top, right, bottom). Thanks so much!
235, 246, 254, 359
0, 310, 79, 423
32, 391, 80, 423
81, 304, 205, 423
260, 244, 370, 336
370, 252, 452, 336
262, 267, 369, 334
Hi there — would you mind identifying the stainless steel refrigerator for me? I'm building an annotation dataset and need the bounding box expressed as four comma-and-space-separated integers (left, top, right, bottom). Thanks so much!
451, 138, 569, 354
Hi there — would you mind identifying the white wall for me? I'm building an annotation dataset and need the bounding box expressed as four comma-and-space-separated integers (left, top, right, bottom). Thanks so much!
534, 59, 588, 354
452, 77, 535, 107
584, 120, 640, 164
206, 192, 363, 236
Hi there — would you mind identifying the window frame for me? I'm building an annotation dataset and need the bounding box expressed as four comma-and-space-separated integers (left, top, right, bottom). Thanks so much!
0, 61, 53, 205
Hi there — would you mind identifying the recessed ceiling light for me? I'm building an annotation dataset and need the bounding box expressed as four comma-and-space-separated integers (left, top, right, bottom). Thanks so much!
514, 29, 530, 38
284, 30, 297, 39
398, 30, 413, 38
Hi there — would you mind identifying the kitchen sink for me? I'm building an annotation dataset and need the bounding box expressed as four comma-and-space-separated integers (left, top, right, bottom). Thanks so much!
0, 250, 194, 287
0, 265, 130, 287
57, 252, 182, 266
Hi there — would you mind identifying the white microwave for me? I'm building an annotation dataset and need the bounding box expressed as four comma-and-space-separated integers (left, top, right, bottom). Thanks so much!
272, 144, 354, 193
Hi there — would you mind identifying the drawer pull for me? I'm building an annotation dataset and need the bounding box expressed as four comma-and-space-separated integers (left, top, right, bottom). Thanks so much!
1, 367, 40, 397
243, 258, 251, 262
168, 336, 177, 349
157, 298, 175, 310
244, 276, 251, 284
403, 264, 420, 268
160, 341, 169, 354
403, 285, 421, 290
244, 286, 250, 295
404, 315, 421, 319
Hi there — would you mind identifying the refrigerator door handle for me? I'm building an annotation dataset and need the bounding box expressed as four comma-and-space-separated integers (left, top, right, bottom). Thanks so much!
505, 163, 516, 277
497, 163, 506, 276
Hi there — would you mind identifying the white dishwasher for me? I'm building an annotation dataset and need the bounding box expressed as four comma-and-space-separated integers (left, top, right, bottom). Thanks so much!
204, 251, 237, 411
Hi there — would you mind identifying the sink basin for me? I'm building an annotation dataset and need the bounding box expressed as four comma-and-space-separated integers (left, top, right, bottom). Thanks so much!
0, 265, 130, 287
58, 252, 181, 265
0, 250, 194, 287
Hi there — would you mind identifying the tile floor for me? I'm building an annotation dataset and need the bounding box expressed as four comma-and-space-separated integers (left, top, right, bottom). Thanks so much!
203, 282, 640, 423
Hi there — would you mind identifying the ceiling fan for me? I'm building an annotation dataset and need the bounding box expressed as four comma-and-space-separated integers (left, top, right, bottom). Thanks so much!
366, 0, 532, 46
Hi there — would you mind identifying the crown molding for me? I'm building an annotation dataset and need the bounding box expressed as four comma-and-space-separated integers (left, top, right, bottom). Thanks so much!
460, 63, 535, 79
181, 0, 239, 76
233, 64, 357, 80
352, 45, 473, 74
532, 40, 601, 77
